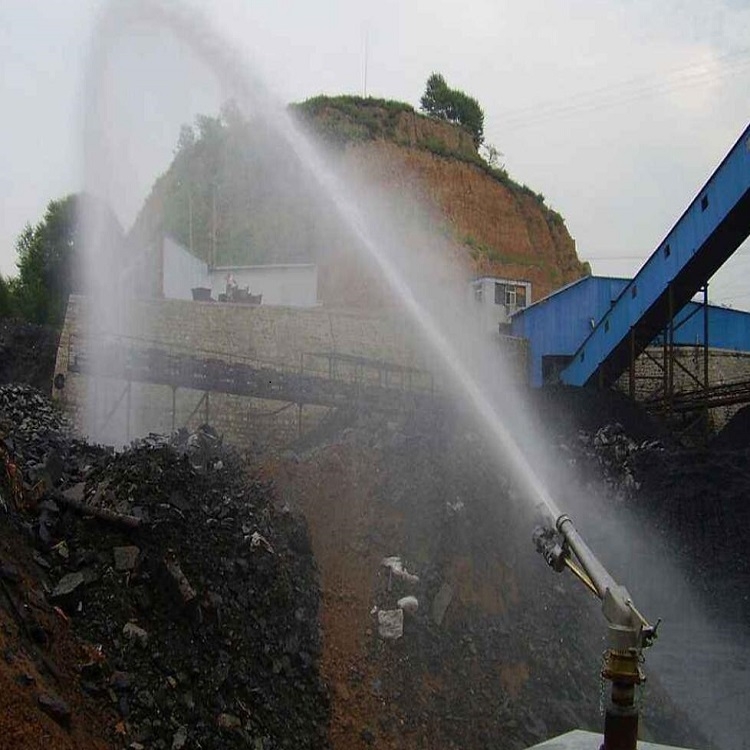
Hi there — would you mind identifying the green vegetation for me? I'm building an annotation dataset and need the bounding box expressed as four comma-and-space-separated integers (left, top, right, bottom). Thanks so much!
291, 95, 414, 145
294, 95, 414, 119
464, 235, 543, 268
1, 194, 123, 326
420, 73, 484, 148
420, 136, 453, 159
6, 195, 84, 325
138, 101, 327, 267
0, 273, 12, 318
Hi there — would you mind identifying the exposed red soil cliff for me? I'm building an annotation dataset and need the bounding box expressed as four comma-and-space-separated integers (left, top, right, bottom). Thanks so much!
303, 103, 586, 308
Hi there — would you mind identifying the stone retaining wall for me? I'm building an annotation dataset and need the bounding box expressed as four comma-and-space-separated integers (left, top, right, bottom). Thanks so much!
54, 296, 528, 454
615, 346, 750, 428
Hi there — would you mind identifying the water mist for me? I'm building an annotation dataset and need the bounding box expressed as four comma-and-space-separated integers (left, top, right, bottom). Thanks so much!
79, 1, 747, 746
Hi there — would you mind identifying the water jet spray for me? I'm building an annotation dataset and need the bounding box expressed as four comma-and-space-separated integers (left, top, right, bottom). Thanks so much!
80, 5, 704, 746
534, 515, 660, 750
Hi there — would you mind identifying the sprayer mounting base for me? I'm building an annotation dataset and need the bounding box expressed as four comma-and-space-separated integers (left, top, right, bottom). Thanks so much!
525, 730, 697, 750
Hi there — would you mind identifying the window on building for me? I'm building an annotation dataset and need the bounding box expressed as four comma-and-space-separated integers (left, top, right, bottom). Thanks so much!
494, 282, 529, 309
495, 283, 506, 305
516, 285, 527, 308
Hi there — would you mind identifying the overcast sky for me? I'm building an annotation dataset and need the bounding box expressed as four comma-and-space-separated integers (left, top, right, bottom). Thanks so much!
1, 0, 748, 307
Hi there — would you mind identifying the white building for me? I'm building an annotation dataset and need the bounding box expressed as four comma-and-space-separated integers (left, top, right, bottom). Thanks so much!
162, 236, 209, 300
210, 264, 318, 307
161, 236, 318, 308
470, 276, 531, 335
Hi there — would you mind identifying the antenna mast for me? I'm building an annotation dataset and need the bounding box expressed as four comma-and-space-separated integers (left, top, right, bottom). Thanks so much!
363, 28, 368, 97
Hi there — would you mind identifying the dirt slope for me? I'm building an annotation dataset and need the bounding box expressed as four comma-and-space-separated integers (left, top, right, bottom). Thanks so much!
266, 403, 698, 750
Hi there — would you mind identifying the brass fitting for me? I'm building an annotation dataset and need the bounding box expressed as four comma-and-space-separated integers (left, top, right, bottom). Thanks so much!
602, 647, 644, 687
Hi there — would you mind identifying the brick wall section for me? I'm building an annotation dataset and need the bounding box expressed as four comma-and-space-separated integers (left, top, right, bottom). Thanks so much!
54, 296, 528, 452
615, 346, 750, 427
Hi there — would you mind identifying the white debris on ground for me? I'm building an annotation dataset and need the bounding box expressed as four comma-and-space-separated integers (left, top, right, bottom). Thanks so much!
377, 608, 404, 640
381, 555, 420, 584
397, 595, 419, 614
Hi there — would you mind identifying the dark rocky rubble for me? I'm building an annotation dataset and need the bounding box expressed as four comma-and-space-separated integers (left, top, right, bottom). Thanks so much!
0, 384, 330, 749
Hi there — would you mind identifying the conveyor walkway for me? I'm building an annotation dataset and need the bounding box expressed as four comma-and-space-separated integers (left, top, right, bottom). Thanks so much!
561, 123, 750, 387
67, 339, 436, 414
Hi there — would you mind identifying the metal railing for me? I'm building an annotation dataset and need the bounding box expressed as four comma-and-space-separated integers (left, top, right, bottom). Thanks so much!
65, 332, 437, 413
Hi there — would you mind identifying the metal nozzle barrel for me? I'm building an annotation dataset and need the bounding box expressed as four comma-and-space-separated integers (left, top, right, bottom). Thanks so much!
555, 514, 618, 602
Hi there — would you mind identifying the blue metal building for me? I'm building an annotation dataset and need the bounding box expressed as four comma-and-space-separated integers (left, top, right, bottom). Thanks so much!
511, 276, 750, 387
558, 123, 750, 387
510, 276, 626, 387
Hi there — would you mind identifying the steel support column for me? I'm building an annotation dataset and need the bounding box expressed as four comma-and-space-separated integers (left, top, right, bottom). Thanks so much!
703, 283, 710, 439
667, 284, 675, 414
126, 380, 132, 443
628, 329, 636, 400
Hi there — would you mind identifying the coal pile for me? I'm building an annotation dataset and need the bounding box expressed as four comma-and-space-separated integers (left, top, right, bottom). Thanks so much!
272, 407, 705, 750
630, 442, 750, 620
572, 423, 664, 500
542, 392, 750, 623
0, 384, 73, 499
1, 385, 329, 749
711, 404, 750, 451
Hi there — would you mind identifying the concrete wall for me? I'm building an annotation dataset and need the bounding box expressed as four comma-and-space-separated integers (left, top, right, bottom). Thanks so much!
54, 296, 528, 454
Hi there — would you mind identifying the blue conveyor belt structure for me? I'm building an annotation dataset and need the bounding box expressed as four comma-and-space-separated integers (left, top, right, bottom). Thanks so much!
560, 123, 750, 387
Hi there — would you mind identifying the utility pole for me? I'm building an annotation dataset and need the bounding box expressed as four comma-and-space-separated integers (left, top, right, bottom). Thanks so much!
188, 189, 194, 256
362, 28, 369, 98
211, 184, 217, 269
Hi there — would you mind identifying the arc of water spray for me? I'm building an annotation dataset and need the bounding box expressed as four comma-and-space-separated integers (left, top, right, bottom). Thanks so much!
85, 0, 562, 525
278, 125, 563, 525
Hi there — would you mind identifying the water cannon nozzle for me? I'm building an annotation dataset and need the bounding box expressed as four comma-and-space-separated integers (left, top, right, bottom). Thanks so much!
532, 525, 568, 573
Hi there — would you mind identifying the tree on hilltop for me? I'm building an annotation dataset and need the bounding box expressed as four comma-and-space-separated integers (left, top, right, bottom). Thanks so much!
420, 72, 485, 148
420, 73, 452, 121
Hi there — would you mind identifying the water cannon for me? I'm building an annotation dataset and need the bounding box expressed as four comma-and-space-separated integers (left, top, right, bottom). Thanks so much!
533, 514, 660, 750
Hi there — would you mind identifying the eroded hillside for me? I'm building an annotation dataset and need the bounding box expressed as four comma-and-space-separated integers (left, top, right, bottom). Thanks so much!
296, 98, 586, 303
130, 97, 587, 306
